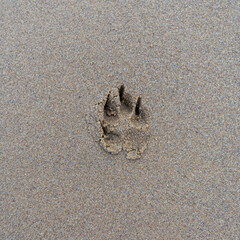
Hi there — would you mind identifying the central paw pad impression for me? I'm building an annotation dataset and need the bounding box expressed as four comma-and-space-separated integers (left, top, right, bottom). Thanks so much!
98, 85, 150, 159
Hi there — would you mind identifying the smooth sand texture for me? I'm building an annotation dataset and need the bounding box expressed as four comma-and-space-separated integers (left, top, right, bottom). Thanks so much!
1, 1, 239, 239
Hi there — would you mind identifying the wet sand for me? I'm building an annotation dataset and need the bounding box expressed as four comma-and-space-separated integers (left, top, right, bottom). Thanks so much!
1, 1, 239, 239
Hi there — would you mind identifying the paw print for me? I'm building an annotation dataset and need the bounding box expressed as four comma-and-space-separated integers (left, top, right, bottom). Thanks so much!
98, 85, 150, 159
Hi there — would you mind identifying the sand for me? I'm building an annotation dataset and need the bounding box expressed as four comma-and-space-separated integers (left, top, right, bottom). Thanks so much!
1, 0, 239, 239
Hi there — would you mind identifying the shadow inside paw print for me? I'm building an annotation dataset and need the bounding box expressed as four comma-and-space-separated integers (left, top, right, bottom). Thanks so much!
98, 85, 150, 159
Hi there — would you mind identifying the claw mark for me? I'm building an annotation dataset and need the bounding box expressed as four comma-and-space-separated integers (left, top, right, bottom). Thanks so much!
119, 85, 125, 102
104, 92, 118, 116
104, 93, 111, 115
135, 96, 142, 116
118, 85, 133, 110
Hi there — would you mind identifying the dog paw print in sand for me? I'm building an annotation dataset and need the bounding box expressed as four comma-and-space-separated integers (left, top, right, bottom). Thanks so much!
93, 85, 150, 159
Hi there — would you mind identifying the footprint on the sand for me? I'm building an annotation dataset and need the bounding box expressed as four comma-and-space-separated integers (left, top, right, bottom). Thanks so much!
90, 85, 150, 159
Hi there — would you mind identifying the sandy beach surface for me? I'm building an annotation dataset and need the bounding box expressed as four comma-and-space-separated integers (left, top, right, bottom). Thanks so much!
1, 1, 239, 239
